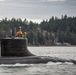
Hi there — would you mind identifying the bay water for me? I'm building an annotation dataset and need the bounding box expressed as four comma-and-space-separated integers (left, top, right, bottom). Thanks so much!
0, 46, 76, 75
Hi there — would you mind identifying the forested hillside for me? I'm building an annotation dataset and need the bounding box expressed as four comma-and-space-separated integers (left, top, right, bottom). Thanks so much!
0, 15, 76, 45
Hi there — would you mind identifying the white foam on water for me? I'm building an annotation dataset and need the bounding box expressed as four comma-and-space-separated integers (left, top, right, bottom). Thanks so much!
0, 63, 31, 67
46, 61, 73, 65
64, 62, 73, 65
47, 62, 63, 65
0, 61, 74, 67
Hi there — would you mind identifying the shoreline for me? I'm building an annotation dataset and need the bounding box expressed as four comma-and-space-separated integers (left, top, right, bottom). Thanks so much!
28, 45, 76, 47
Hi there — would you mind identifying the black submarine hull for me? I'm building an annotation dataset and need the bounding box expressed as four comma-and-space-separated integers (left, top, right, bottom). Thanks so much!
1, 38, 33, 57
0, 56, 76, 65
1, 38, 76, 65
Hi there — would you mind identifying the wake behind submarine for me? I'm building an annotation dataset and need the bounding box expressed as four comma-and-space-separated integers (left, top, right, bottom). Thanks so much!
0, 27, 76, 64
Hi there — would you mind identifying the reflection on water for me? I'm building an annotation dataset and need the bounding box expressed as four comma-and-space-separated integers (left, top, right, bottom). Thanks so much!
0, 47, 76, 75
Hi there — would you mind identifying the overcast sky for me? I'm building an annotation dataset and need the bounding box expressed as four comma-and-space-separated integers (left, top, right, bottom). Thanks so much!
0, 0, 76, 23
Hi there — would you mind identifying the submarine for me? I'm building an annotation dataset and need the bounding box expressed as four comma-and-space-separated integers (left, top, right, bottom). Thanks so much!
0, 27, 76, 64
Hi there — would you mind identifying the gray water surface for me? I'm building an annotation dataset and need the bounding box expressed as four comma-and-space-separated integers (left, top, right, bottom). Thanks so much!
0, 46, 76, 75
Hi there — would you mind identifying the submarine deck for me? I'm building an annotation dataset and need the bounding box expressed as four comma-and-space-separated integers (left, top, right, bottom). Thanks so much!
0, 56, 76, 64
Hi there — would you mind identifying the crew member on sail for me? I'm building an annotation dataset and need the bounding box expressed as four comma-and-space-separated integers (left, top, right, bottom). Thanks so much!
17, 26, 23, 37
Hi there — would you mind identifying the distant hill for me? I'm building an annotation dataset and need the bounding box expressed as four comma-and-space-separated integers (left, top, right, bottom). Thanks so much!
0, 15, 76, 45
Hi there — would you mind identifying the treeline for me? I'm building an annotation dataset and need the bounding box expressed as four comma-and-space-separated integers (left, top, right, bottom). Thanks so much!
0, 15, 76, 45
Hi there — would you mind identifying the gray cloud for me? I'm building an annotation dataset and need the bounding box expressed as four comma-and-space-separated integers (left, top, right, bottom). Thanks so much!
0, 0, 76, 22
